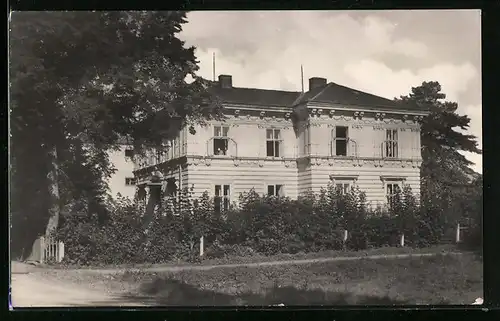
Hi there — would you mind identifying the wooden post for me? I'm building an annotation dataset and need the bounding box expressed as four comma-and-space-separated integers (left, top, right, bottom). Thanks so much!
456, 223, 461, 243
199, 235, 204, 257
400, 233, 405, 247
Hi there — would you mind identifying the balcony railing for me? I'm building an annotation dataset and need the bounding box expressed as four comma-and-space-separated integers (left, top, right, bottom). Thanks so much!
380, 140, 399, 159
330, 138, 359, 158
206, 137, 238, 157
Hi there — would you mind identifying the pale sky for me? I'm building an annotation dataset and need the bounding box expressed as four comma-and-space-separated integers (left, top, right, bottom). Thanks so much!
180, 10, 482, 173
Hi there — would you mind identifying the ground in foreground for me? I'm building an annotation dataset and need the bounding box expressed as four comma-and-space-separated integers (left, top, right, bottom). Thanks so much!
30, 252, 482, 306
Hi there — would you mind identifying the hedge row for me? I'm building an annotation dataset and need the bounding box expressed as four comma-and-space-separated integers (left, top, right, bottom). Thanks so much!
56, 184, 481, 266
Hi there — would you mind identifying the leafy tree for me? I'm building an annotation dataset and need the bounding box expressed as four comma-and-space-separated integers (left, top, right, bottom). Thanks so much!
9, 11, 223, 259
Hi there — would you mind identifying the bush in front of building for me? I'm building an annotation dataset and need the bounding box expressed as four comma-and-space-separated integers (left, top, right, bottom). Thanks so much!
56, 184, 466, 266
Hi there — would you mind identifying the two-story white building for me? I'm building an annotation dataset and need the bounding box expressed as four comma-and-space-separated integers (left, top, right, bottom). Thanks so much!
131, 74, 428, 209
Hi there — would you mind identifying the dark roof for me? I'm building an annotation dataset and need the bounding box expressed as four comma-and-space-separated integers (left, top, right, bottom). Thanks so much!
209, 84, 300, 107
294, 82, 422, 111
209, 80, 423, 112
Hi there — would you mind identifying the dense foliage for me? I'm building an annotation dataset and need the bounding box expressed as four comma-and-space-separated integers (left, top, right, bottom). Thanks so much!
9, 11, 223, 259
56, 183, 481, 266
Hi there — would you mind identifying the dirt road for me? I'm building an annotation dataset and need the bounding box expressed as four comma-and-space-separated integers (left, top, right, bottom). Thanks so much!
11, 272, 145, 307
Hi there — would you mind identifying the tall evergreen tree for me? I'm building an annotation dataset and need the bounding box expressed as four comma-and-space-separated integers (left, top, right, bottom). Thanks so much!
395, 81, 482, 226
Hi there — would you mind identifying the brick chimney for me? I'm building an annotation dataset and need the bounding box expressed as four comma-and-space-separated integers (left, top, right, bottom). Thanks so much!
218, 75, 232, 89
309, 77, 327, 91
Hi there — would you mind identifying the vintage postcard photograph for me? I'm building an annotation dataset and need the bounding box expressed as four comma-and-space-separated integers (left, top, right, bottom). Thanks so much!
9, 10, 482, 307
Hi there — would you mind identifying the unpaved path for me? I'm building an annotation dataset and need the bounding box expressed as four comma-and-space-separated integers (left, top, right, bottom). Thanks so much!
11, 273, 146, 307
10, 251, 464, 307
75, 251, 463, 274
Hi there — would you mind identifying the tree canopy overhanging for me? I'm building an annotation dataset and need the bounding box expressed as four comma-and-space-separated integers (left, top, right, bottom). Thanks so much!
9, 11, 223, 259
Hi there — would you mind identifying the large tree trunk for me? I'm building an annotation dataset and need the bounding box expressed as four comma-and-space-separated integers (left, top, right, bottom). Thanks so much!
45, 146, 61, 236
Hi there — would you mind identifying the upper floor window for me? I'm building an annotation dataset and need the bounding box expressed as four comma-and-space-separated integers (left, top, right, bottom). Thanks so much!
332, 126, 349, 156
266, 129, 282, 157
214, 126, 230, 156
384, 129, 399, 158
124, 148, 134, 159
215, 184, 230, 212
125, 177, 136, 186
267, 184, 284, 197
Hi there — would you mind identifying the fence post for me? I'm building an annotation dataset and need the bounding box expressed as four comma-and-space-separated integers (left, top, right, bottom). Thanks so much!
199, 235, 204, 257
40, 236, 45, 264
456, 223, 461, 243
343, 229, 348, 247
400, 233, 405, 247
58, 241, 65, 262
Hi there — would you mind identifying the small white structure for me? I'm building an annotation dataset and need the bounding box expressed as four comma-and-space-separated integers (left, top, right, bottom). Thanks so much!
26, 236, 64, 264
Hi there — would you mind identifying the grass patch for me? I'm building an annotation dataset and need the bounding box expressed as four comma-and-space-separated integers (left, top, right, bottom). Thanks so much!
45, 244, 457, 270
40, 252, 482, 305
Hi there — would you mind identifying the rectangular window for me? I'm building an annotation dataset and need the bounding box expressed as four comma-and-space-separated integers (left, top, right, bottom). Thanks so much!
332, 126, 348, 156
266, 129, 282, 157
215, 184, 230, 212
125, 177, 136, 186
124, 148, 134, 158
213, 126, 230, 156
335, 182, 351, 195
386, 182, 401, 205
267, 184, 284, 197
385, 129, 399, 158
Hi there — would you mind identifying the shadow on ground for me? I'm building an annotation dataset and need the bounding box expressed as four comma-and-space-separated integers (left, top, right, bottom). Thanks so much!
87, 277, 411, 306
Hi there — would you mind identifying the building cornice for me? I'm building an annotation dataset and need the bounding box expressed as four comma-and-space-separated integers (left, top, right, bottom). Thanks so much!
306, 102, 429, 116
297, 156, 422, 169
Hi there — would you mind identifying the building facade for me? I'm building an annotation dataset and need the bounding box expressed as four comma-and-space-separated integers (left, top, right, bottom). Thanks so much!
130, 75, 428, 209
106, 145, 137, 200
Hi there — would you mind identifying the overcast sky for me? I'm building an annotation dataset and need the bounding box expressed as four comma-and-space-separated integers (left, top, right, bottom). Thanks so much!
180, 10, 482, 173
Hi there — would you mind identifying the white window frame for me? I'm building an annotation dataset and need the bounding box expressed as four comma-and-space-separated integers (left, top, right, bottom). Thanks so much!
267, 184, 285, 197
384, 128, 399, 158
213, 125, 230, 156
329, 175, 358, 194
331, 126, 349, 157
214, 183, 231, 212
266, 128, 283, 158
380, 175, 406, 204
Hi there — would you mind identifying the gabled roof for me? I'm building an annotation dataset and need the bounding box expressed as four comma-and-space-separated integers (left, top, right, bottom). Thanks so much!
293, 82, 422, 111
209, 84, 300, 107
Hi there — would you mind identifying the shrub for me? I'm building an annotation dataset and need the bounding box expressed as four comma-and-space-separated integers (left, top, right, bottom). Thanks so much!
56, 181, 480, 266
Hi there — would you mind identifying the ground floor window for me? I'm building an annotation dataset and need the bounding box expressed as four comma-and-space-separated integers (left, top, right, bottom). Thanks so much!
335, 181, 351, 195
267, 184, 284, 197
215, 184, 230, 212
386, 182, 402, 206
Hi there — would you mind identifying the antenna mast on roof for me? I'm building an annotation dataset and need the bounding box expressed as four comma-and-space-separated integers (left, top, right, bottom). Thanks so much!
213, 52, 216, 82
300, 65, 304, 93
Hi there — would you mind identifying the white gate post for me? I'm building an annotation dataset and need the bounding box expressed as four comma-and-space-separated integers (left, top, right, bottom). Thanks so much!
199, 235, 204, 257
456, 223, 461, 243
400, 233, 405, 247
58, 241, 65, 262
40, 236, 46, 264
